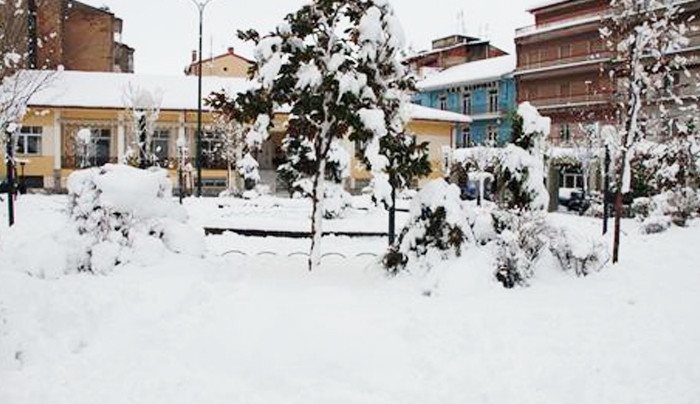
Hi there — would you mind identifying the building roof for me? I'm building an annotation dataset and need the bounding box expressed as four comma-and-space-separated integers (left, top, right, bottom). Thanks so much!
527, 0, 573, 12
188, 49, 253, 68
24, 70, 470, 123
416, 55, 516, 91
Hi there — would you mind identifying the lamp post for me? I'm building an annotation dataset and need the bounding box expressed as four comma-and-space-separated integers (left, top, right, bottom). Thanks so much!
188, 0, 215, 197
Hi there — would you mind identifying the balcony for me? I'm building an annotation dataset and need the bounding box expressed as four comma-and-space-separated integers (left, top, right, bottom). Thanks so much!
517, 51, 613, 74
516, 12, 604, 38
525, 92, 614, 110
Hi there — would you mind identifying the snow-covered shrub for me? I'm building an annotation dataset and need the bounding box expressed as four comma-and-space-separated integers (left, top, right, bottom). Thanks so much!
383, 180, 471, 275
641, 215, 672, 234
492, 211, 548, 288
665, 187, 699, 227
497, 144, 549, 211
67, 164, 203, 273
237, 152, 261, 191
631, 197, 655, 219
548, 228, 607, 277
324, 183, 352, 219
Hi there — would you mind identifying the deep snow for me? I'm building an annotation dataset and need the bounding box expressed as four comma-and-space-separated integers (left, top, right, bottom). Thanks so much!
1, 194, 699, 404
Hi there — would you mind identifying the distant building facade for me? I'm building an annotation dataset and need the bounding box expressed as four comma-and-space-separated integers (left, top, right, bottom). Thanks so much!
405, 34, 508, 79
515, 0, 700, 145
414, 55, 517, 147
1, 71, 470, 193
185, 47, 253, 78
514, 0, 615, 145
1, 0, 134, 73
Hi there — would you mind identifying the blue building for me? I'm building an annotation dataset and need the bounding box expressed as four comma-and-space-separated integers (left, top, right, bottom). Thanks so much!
414, 55, 517, 148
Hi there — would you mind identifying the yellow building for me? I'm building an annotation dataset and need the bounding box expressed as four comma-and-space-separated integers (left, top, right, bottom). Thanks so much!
185, 48, 253, 78
2, 70, 471, 194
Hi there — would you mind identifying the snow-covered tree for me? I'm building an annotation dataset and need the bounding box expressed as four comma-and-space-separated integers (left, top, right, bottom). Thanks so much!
600, 0, 692, 263
347, 1, 431, 245
122, 84, 163, 169
1, 1, 58, 225
203, 113, 246, 196
208, 90, 273, 194
383, 179, 471, 274
497, 102, 550, 211
212, 0, 411, 270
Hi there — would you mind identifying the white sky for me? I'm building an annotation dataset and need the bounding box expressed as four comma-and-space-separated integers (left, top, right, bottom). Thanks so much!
81, 0, 542, 75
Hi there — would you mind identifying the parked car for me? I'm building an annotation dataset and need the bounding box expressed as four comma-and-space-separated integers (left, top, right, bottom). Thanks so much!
566, 190, 591, 214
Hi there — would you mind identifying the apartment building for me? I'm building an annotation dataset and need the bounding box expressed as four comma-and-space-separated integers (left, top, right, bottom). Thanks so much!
415, 55, 517, 147
516, 0, 700, 145
514, 0, 615, 145
1, 0, 134, 73
405, 34, 508, 79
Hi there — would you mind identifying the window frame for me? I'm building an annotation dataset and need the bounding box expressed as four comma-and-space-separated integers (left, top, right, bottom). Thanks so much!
16, 126, 42, 156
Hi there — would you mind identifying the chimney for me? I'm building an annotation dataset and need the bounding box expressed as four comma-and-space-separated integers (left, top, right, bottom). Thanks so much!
191, 50, 198, 62
228, 47, 235, 55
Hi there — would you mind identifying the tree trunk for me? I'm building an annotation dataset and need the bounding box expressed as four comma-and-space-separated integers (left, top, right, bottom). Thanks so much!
388, 181, 396, 245
308, 157, 326, 271
612, 191, 623, 263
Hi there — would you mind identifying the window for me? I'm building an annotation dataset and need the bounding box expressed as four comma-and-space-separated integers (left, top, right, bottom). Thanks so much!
460, 127, 471, 148
560, 123, 571, 143
462, 92, 471, 115
488, 89, 499, 113
438, 95, 448, 111
151, 129, 170, 163
487, 125, 498, 145
561, 170, 584, 189
560, 82, 571, 98
16, 126, 42, 155
93, 128, 111, 166
559, 44, 572, 59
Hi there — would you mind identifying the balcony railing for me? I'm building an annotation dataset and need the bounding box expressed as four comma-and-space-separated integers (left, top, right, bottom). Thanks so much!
516, 12, 605, 37
518, 50, 614, 72
525, 92, 614, 109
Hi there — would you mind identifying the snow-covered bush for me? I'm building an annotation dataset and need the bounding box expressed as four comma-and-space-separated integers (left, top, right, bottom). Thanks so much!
631, 197, 655, 219
633, 189, 698, 231
665, 187, 699, 227
468, 206, 497, 245
492, 211, 548, 288
547, 227, 607, 277
383, 179, 471, 275
66, 164, 204, 273
237, 152, 261, 191
497, 144, 549, 211
641, 215, 672, 235
323, 183, 352, 219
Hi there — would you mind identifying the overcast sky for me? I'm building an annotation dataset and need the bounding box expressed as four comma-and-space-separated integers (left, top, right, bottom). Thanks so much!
81, 0, 542, 75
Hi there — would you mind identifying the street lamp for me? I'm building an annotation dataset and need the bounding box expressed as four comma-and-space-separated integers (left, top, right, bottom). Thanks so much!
188, 0, 215, 197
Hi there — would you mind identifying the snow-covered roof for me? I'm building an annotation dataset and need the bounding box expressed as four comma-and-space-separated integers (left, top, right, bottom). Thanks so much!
25, 70, 470, 124
27, 70, 252, 111
409, 104, 471, 123
416, 55, 516, 92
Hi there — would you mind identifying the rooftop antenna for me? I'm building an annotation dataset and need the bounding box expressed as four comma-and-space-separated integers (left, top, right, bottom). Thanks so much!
457, 10, 466, 35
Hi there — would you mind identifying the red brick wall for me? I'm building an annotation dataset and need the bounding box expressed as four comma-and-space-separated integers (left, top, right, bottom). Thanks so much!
62, 1, 114, 72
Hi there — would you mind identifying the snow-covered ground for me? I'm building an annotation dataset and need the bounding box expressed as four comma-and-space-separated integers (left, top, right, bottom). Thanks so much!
1, 194, 699, 404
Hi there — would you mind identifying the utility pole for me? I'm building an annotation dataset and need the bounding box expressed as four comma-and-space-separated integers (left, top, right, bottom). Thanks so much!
5, 127, 16, 226
603, 145, 610, 235
188, 0, 215, 197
